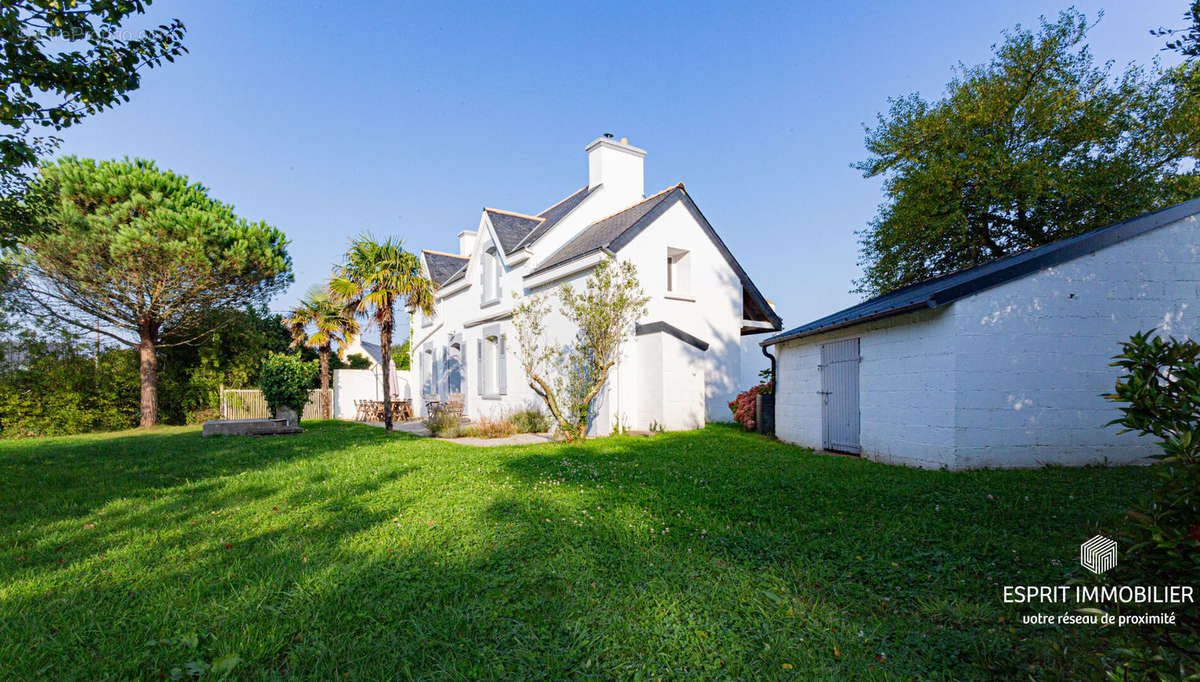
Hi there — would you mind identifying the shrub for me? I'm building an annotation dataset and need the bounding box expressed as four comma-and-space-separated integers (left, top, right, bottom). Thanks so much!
423, 410, 465, 437
258, 353, 317, 420
1103, 331, 1199, 677
0, 334, 139, 438
469, 415, 517, 439
729, 382, 770, 431
509, 407, 551, 433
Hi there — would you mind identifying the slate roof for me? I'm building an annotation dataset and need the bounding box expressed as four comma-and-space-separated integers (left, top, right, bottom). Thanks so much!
532, 186, 679, 274
358, 340, 384, 367
530, 184, 783, 332
762, 196, 1200, 346
513, 185, 594, 251
422, 250, 469, 287
483, 209, 544, 254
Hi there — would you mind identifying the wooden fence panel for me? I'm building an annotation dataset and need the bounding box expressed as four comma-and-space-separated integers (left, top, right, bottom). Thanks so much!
219, 388, 324, 421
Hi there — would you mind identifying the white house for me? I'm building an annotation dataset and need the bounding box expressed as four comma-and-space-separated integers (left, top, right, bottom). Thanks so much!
762, 198, 1200, 470
409, 136, 782, 433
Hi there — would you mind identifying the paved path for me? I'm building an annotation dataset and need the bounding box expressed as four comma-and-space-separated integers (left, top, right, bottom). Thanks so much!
359, 420, 557, 447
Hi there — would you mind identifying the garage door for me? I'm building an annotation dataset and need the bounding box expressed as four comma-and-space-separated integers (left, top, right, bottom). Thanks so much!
820, 338, 860, 454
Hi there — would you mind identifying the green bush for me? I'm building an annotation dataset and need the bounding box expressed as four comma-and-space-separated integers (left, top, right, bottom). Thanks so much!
258, 353, 317, 420
1104, 331, 1199, 678
0, 334, 139, 438
509, 407, 550, 433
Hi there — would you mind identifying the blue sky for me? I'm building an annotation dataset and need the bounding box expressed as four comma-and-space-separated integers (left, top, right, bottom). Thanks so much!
52, 0, 1188, 360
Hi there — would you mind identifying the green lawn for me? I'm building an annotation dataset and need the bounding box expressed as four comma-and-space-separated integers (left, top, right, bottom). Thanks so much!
0, 422, 1151, 679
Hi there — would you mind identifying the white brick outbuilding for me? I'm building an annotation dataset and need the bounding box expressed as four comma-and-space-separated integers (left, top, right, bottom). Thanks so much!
762, 199, 1200, 469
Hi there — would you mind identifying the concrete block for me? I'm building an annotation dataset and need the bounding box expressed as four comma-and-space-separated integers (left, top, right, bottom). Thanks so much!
202, 419, 304, 437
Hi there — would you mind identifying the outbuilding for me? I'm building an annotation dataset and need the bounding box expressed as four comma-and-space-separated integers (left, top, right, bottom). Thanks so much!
762, 199, 1200, 469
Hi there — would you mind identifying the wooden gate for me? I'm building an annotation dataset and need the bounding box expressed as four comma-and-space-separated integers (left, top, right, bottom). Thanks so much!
820, 338, 861, 454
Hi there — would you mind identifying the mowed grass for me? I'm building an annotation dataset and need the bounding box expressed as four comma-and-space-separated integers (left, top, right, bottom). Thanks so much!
0, 422, 1151, 680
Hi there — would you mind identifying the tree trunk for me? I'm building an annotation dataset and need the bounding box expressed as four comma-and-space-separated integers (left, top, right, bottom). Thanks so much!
319, 344, 331, 420
380, 305, 394, 433
138, 334, 158, 427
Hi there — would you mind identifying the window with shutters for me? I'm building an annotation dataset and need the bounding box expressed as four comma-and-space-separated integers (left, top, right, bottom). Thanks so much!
421, 348, 434, 396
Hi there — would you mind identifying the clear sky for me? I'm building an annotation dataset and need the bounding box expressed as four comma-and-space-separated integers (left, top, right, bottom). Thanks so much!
50, 0, 1188, 379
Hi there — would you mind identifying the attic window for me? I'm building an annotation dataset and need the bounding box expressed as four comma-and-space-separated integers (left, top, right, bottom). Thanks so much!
667, 247, 690, 295
481, 247, 502, 305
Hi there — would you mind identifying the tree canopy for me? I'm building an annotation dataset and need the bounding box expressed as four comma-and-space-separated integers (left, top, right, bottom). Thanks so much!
854, 10, 1200, 297
10, 156, 291, 425
0, 1, 186, 248
329, 235, 432, 432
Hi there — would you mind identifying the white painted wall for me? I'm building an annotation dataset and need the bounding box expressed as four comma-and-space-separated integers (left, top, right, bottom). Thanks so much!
408, 140, 773, 434
776, 307, 958, 468
774, 213, 1200, 469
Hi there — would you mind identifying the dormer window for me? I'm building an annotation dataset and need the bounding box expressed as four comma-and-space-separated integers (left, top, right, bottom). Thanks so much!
667, 247, 690, 296
480, 246, 501, 305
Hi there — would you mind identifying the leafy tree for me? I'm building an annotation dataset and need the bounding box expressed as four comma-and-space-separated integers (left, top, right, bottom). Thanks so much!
855, 11, 1200, 296
337, 353, 371, 370
0, 1, 187, 247
391, 338, 411, 371
512, 260, 648, 441
329, 235, 432, 433
284, 284, 358, 419
8, 156, 292, 426
258, 352, 317, 421
156, 304, 293, 424
1153, 1, 1200, 58
0, 328, 139, 437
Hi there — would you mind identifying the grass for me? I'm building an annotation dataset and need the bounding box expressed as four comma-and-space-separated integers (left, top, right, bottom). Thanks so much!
0, 422, 1153, 679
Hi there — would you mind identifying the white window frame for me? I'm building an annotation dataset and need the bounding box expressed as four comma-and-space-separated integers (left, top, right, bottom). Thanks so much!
481, 247, 501, 307
666, 247, 691, 298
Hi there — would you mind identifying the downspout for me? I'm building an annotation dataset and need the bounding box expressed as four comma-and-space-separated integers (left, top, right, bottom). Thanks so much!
760, 343, 777, 437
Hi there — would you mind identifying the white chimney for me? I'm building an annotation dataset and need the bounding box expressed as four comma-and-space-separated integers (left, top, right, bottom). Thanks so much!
586, 135, 645, 202
458, 230, 477, 256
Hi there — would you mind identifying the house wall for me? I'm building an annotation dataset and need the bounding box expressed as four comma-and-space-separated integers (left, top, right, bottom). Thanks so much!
774, 213, 1200, 469
411, 195, 753, 433
616, 200, 744, 423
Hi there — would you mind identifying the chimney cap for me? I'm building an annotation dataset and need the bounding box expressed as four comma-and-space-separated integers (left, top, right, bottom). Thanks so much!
603, 132, 614, 138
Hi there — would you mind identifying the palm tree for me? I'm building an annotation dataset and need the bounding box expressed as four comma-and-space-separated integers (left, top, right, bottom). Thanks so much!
283, 284, 359, 419
329, 235, 433, 433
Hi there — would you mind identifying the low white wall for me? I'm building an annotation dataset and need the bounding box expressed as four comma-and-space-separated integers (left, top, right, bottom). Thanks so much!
332, 369, 412, 420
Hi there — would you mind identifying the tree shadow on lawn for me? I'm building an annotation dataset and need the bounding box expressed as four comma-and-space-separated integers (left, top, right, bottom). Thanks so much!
0, 421, 410, 528
483, 426, 1152, 678
0, 423, 1149, 679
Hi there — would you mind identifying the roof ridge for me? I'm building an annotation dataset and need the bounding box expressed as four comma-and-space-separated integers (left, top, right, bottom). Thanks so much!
422, 249, 469, 259
536, 186, 588, 217
585, 184, 681, 228
484, 207, 545, 221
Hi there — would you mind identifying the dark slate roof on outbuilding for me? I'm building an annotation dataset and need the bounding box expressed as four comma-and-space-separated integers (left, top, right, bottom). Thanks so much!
762, 196, 1200, 346
484, 209, 544, 254
422, 250, 469, 287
